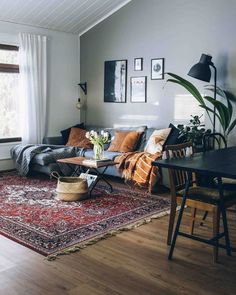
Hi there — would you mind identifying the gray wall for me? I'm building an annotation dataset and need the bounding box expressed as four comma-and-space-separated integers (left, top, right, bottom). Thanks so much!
80, 0, 236, 145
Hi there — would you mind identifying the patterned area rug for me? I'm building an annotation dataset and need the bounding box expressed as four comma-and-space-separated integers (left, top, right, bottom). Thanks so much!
0, 172, 170, 258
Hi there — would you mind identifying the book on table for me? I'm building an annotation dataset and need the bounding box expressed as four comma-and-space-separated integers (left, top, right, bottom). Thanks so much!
82, 158, 114, 167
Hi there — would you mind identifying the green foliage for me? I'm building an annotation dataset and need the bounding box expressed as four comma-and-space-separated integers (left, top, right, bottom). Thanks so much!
177, 115, 211, 147
166, 73, 236, 138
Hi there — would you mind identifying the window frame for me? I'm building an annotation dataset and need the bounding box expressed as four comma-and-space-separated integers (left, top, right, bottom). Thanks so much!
0, 44, 21, 143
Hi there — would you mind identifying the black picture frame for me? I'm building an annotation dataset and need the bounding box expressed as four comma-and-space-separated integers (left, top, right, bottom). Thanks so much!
104, 60, 127, 103
151, 58, 164, 80
130, 76, 147, 103
134, 58, 143, 71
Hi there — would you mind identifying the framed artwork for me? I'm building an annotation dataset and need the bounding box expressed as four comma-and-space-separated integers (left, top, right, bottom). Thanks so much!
134, 58, 143, 71
151, 58, 164, 80
104, 60, 127, 103
130, 76, 147, 103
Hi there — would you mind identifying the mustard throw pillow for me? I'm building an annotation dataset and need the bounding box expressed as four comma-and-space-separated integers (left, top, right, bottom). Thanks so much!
66, 127, 93, 149
108, 131, 141, 152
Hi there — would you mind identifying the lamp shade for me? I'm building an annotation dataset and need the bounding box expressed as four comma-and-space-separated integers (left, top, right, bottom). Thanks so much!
188, 54, 213, 82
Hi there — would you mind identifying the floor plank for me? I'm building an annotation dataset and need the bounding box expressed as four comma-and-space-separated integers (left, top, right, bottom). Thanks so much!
1, 186, 236, 295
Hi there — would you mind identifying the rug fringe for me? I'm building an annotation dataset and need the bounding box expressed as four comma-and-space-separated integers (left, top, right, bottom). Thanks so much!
46, 209, 170, 261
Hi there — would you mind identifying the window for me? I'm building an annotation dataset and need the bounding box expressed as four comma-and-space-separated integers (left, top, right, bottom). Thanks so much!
0, 44, 21, 143
174, 94, 205, 123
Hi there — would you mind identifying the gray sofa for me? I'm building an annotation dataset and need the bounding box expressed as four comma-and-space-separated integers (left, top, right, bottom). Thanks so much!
27, 124, 178, 189
30, 125, 155, 177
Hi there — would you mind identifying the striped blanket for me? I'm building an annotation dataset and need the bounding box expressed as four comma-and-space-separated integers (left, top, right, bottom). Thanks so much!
115, 152, 162, 192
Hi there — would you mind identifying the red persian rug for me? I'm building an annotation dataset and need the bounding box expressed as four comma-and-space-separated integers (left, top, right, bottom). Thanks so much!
0, 172, 170, 258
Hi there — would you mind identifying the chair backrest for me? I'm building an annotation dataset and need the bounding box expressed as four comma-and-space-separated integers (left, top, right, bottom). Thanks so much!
203, 133, 227, 151
164, 142, 194, 194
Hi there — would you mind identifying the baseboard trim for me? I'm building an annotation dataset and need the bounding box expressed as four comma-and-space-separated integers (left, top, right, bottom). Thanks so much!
0, 159, 14, 171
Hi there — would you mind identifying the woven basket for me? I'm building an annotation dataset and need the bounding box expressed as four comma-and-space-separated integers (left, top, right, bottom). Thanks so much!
51, 172, 89, 201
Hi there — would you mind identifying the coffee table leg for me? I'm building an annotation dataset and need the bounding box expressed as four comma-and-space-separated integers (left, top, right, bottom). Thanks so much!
89, 167, 113, 197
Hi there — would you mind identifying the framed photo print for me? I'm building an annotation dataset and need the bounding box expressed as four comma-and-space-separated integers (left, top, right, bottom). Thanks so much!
134, 58, 143, 71
130, 76, 147, 103
151, 58, 164, 80
104, 60, 127, 103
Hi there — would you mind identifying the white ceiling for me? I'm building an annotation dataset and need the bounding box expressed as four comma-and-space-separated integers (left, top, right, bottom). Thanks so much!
0, 0, 131, 35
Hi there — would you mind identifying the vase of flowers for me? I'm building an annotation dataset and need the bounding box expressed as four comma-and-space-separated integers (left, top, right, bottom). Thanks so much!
85, 130, 110, 160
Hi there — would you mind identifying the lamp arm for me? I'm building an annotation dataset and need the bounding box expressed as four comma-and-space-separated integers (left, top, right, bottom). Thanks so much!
210, 64, 217, 133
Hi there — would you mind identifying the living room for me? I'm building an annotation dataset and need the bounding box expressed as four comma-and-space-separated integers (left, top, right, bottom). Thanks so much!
1, 0, 236, 294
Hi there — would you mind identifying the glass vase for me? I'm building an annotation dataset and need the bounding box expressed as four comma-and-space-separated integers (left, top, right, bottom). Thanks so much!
93, 144, 104, 160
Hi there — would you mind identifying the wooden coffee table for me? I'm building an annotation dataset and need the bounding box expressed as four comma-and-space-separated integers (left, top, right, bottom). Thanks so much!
57, 157, 117, 197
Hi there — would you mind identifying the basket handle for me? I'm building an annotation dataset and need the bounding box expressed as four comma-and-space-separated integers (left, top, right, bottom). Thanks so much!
51, 171, 61, 180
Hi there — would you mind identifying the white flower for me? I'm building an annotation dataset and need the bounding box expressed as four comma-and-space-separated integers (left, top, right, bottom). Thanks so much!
85, 132, 90, 139
94, 131, 98, 138
90, 130, 95, 136
104, 132, 109, 138
101, 130, 104, 136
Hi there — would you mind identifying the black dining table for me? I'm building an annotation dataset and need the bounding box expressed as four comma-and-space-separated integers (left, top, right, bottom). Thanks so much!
153, 146, 236, 259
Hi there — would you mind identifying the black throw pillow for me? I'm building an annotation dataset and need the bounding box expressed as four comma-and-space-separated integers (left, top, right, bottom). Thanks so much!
60, 123, 85, 144
164, 123, 181, 147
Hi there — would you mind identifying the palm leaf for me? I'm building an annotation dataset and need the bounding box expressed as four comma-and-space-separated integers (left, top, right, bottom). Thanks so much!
204, 85, 226, 98
227, 118, 236, 135
226, 96, 233, 122
167, 73, 206, 106
199, 105, 222, 127
204, 96, 230, 131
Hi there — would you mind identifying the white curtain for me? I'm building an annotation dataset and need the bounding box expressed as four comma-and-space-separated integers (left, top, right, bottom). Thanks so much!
19, 33, 47, 144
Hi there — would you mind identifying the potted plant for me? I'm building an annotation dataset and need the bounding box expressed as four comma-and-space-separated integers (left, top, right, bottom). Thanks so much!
177, 115, 211, 151
166, 73, 236, 142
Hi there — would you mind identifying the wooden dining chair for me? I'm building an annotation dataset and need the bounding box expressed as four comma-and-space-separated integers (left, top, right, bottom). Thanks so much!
165, 141, 236, 262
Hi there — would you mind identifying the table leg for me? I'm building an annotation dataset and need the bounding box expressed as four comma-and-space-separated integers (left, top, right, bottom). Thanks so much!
168, 172, 191, 260
217, 177, 231, 256
89, 166, 113, 197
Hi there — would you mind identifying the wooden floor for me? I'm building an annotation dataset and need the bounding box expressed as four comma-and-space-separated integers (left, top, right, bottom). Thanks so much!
1, 184, 236, 294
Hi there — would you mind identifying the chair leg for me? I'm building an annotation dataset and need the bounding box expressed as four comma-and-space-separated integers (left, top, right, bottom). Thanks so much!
200, 210, 208, 226
189, 207, 197, 235
217, 177, 231, 256
167, 201, 177, 245
213, 207, 220, 263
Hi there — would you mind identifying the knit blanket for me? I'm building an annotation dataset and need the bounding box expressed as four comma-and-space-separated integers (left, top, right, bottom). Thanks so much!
10, 144, 84, 176
115, 152, 162, 192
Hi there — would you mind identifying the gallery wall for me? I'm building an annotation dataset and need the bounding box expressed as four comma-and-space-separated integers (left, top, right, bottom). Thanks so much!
80, 0, 236, 145
0, 21, 80, 169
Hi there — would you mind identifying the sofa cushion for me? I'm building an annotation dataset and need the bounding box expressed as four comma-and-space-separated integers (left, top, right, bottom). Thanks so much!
144, 128, 171, 154
108, 131, 141, 152
84, 149, 122, 160
108, 131, 129, 152
105, 125, 147, 151
61, 123, 84, 144
66, 128, 93, 149
32, 147, 76, 166
164, 123, 181, 146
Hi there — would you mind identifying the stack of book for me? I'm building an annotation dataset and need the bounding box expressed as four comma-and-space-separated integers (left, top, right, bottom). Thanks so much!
82, 158, 114, 168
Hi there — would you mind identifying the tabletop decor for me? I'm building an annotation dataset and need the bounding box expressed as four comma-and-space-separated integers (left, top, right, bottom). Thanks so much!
86, 130, 110, 160
0, 171, 170, 258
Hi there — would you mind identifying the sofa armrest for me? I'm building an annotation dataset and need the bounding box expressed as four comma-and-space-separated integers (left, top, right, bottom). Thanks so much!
42, 136, 64, 145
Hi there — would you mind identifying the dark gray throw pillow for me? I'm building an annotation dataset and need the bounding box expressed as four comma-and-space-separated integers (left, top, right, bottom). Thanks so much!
164, 123, 180, 147
60, 123, 85, 145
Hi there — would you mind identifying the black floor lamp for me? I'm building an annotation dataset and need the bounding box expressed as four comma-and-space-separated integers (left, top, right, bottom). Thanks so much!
188, 54, 217, 133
